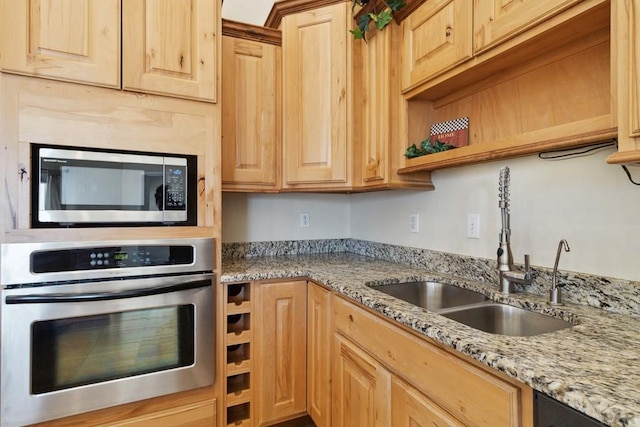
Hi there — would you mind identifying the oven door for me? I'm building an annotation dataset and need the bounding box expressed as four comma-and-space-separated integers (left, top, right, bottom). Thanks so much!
1, 274, 214, 427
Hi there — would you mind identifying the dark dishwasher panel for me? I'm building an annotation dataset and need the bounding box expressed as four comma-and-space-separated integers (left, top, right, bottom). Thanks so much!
534, 391, 607, 427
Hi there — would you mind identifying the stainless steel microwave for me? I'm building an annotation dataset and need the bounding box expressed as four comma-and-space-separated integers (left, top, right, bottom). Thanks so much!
32, 145, 197, 227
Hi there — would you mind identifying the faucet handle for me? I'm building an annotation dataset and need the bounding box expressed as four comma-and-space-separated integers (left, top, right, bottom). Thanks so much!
523, 254, 532, 280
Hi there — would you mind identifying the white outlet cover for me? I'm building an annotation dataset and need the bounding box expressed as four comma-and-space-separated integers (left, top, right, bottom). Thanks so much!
467, 214, 480, 239
300, 212, 310, 228
409, 213, 419, 233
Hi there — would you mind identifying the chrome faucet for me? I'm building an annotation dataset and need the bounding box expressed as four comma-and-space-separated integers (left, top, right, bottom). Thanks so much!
549, 239, 570, 305
496, 166, 532, 293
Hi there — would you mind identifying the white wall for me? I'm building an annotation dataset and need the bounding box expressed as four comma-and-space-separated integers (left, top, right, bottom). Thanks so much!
222, 0, 274, 25
350, 148, 640, 281
222, 149, 640, 282
222, 193, 350, 242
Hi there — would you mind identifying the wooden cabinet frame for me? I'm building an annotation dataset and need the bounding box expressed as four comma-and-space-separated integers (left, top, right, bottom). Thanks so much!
0, 0, 219, 102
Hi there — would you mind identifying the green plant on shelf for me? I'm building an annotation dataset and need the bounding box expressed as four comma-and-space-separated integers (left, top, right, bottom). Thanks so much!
405, 138, 457, 158
350, 0, 406, 40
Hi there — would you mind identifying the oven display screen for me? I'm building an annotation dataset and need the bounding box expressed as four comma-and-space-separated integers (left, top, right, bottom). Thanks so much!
30, 305, 195, 394
113, 252, 128, 262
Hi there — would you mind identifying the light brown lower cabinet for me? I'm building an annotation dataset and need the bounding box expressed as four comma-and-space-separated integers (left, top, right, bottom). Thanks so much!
230, 280, 532, 427
332, 334, 392, 427
103, 399, 216, 427
391, 377, 463, 427
254, 280, 308, 425
30, 396, 216, 427
306, 282, 332, 427
332, 295, 534, 427
332, 333, 463, 427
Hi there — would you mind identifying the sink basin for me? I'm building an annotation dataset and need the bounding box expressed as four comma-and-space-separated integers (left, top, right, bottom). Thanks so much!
441, 303, 573, 336
373, 281, 488, 311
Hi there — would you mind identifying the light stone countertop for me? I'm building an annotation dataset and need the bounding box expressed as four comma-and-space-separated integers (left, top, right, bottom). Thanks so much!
222, 253, 640, 427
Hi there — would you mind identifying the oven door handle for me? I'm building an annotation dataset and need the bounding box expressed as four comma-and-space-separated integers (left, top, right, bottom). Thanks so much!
5, 279, 212, 304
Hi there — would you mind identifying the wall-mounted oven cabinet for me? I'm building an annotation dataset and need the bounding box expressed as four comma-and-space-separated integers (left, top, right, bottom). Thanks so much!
0, 238, 215, 427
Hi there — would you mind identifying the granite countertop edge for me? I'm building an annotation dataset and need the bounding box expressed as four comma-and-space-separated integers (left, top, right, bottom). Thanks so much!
221, 254, 640, 427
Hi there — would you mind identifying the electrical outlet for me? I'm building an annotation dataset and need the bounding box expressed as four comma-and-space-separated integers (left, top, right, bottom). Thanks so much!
300, 212, 310, 228
467, 214, 480, 239
409, 213, 419, 233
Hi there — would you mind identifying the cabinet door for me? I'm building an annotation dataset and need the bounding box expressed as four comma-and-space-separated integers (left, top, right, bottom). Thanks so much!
474, 0, 584, 53
391, 377, 463, 427
222, 36, 279, 189
332, 334, 391, 427
357, 26, 389, 187
401, 0, 472, 91
281, 3, 350, 186
607, 0, 640, 163
122, 0, 217, 102
307, 283, 332, 427
0, 0, 120, 87
255, 280, 307, 425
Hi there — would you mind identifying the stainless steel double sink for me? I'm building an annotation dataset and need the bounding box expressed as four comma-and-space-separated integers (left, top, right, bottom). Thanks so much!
371, 281, 572, 336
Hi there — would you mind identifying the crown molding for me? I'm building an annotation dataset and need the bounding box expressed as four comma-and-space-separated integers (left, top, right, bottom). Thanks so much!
222, 19, 282, 45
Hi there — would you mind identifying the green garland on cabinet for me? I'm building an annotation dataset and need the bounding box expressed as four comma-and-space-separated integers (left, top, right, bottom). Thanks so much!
405, 138, 456, 158
350, 0, 406, 40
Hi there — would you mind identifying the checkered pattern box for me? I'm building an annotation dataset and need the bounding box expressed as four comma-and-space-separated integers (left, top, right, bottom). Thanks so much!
430, 117, 469, 148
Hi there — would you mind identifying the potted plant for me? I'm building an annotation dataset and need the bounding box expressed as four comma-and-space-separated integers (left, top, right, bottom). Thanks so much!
350, 0, 406, 40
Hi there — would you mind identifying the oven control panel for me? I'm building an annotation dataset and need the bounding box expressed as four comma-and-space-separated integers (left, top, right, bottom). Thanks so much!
31, 245, 194, 273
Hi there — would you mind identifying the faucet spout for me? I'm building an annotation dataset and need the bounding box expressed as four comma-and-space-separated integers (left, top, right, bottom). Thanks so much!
496, 166, 532, 293
549, 239, 570, 305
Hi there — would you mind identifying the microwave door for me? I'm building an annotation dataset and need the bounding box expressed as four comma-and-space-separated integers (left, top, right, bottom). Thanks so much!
37, 148, 165, 225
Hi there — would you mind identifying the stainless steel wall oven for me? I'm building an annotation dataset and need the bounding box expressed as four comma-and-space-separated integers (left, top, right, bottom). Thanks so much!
0, 238, 215, 427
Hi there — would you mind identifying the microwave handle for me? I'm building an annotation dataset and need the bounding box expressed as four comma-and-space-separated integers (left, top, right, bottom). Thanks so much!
5, 279, 212, 304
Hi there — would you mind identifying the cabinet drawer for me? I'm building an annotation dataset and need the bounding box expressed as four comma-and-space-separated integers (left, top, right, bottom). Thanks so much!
105, 398, 216, 427
401, 0, 472, 91
334, 296, 526, 427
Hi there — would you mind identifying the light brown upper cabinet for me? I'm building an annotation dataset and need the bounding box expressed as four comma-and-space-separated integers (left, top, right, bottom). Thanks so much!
0, 0, 121, 88
355, 18, 434, 190
607, 0, 640, 165
221, 21, 281, 191
123, 0, 217, 102
1, 0, 218, 102
474, 0, 585, 53
280, 2, 353, 190
260, 0, 433, 192
401, 0, 472, 92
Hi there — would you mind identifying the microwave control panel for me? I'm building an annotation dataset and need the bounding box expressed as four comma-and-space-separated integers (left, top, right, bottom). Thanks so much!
164, 165, 187, 210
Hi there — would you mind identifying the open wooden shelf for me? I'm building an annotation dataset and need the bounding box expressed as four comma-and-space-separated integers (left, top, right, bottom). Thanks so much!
398, 1, 615, 173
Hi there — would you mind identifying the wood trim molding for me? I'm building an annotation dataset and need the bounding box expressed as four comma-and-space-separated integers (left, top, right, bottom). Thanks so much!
264, 0, 346, 28
391, 0, 426, 23
222, 19, 282, 45
352, 0, 425, 24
